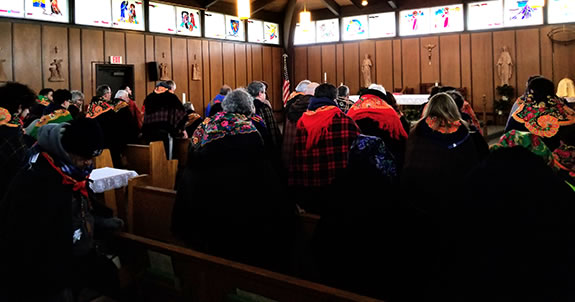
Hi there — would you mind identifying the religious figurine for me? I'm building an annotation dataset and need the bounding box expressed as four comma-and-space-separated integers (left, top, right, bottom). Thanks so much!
159, 62, 170, 81
361, 54, 372, 88
424, 43, 436, 65
192, 63, 201, 81
48, 58, 64, 82
497, 46, 513, 86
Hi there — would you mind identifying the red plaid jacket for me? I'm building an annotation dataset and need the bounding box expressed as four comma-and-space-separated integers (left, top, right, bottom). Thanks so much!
288, 106, 360, 187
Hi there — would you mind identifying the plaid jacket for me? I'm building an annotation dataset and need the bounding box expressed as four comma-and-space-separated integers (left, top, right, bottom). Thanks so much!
255, 99, 282, 149
288, 106, 360, 187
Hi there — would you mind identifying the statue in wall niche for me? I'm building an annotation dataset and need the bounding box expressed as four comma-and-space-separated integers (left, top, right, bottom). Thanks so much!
159, 62, 170, 81
48, 58, 64, 82
361, 54, 372, 88
497, 46, 513, 86
192, 63, 201, 81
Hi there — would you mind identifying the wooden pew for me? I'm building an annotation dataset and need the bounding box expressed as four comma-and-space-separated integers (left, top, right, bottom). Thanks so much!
172, 138, 191, 170
112, 232, 384, 302
127, 180, 178, 243
94, 149, 118, 215
124, 141, 178, 189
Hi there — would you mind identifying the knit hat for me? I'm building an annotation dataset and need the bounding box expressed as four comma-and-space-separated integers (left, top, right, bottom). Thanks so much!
61, 118, 105, 158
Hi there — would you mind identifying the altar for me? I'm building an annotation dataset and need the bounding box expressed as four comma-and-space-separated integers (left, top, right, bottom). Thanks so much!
349, 94, 429, 106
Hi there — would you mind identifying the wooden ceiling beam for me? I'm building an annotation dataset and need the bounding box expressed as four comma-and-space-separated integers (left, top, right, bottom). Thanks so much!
203, 0, 220, 9
321, 0, 341, 16
251, 0, 275, 15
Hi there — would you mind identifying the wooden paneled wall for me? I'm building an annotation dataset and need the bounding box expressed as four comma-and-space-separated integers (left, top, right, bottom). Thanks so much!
292, 26, 575, 116
0, 21, 284, 114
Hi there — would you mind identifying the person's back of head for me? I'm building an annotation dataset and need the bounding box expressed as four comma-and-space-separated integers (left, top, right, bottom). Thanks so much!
338, 85, 350, 98
0, 82, 37, 114
220, 85, 232, 96
446, 90, 465, 110
164, 80, 177, 92
528, 76, 555, 101
95, 84, 111, 100
422, 92, 462, 124
368, 84, 386, 95
222, 88, 255, 115
52, 89, 72, 107
114, 89, 130, 101
314, 83, 337, 100
246, 81, 265, 98
295, 80, 312, 93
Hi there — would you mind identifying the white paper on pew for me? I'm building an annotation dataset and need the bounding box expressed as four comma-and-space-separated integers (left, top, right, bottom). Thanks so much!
89, 167, 138, 193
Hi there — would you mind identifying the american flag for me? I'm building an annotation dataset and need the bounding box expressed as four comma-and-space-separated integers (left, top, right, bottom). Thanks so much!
282, 53, 290, 106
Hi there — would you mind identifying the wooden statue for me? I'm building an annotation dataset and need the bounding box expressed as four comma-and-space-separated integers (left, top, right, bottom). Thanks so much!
497, 46, 513, 86
159, 62, 170, 81
192, 63, 201, 81
361, 54, 372, 88
48, 58, 64, 82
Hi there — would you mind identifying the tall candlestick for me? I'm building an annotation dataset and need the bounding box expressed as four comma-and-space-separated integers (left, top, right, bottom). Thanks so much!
324, 72, 327, 83
182, 93, 186, 104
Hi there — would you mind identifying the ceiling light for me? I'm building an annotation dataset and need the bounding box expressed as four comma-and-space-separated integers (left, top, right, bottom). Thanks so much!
361, 0, 368, 6
237, 0, 250, 20
387, 0, 397, 9
299, 9, 311, 32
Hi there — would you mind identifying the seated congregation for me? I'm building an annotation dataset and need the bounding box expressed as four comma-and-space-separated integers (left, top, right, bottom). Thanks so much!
0, 74, 574, 302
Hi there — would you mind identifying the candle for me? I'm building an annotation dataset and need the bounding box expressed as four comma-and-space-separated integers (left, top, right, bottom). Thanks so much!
182, 93, 186, 104
324, 72, 327, 83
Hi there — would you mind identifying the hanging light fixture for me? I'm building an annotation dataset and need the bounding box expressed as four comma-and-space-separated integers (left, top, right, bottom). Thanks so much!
361, 0, 368, 6
238, 0, 251, 20
299, 1, 311, 32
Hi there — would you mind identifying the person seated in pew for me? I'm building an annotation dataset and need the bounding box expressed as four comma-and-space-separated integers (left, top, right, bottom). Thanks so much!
347, 84, 408, 169
313, 134, 436, 302
205, 84, 231, 117
0, 82, 36, 199
70, 90, 86, 119
287, 83, 360, 215
0, 118, 124, 302
183, 102, 204, 137
172, 88, 295, 273
141, 81, 188, 159
23, 87, 53, 127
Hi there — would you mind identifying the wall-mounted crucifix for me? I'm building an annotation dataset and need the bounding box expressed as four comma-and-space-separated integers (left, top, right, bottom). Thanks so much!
54, 46, 59, 54
424, 43, 437, 65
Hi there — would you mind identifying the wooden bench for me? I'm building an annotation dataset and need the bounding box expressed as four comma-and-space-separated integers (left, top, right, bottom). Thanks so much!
112, 232, 383, 302
127, 178, 178, 243
124, 141, 179, 189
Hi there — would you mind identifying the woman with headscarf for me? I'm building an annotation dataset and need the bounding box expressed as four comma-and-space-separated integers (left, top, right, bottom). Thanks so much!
347, 84, 408, 169
172, 88, 294, 273
505, 76, 575, 151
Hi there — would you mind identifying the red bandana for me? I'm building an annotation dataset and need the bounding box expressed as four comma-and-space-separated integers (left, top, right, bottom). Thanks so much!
298, 105, 341, 150
42, 152, 89, 198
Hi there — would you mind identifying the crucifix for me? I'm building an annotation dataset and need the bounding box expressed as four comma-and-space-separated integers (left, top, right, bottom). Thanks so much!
424, 43, 437, 65
54, 46, 59, 54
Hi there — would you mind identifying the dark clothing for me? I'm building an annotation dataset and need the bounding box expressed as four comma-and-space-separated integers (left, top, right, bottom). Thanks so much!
254, 98, 282, 150
208, 102, 223, 117
0, 125, 28, 199
451, 147, 575, 301
282, 95, 311, 170
0, 153, 117, 300
401, 121, 483, 215
172, 114, 294, 272
142, 92, 187, 156
23, 102, 48, 127
355, 118, 407, 170
43, 103, 67, 115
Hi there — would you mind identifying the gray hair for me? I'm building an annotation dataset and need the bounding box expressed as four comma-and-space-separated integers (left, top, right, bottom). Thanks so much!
421, 92, 462, 124
71, 90, 84, 103
222, 88, 255, 115
95, 85, 111, 98
164, 80, 176, 91
114, 90, 130, 100
246, 81, 265, 98
295, 80, 311, 93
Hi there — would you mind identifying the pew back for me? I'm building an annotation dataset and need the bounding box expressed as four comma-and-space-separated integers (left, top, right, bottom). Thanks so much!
113, 232, 383, 302
125, 144, 150, 174
129, 184, 177, 243
124, 142, 178, 189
